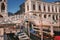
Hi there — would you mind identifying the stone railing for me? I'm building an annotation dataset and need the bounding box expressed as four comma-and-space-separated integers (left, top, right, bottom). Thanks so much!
0, 14, 25, 24
0, 14, 59, 27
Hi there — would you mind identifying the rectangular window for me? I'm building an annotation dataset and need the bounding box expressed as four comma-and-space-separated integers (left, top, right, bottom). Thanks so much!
27, 5, 29, 11
33, 4, 35, 10
39, 5, 41, 11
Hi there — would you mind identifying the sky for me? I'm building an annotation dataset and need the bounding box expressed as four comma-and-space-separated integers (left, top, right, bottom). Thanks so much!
7, 0, 58, 13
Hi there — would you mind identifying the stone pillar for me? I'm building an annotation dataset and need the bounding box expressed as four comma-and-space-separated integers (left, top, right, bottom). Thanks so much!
46, 4, 48, 12
5, 3, 7, 13
25, 2, 28, 12
54, 15, 56, 20
42, 14, 44, 19
54, 6, 56, 13
47, 14, 49, 19
41, 3, 44, 12
51, 14, 53, 20
57, 6, 59, 13
50, 5, 52, 12
29, 1, 33, 11
0, 28, 4, 40
36, 2, 39, 11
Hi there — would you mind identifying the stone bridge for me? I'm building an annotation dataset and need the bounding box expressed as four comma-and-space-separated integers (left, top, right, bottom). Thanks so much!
0, 14, 60, 40
0, 14, 59, 26
0, 13, 59, 33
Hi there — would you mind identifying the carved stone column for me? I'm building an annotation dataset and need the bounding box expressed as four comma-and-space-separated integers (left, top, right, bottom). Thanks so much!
36, 2, 39, 11
41, 3, 44, 12
46, 4, 48, 12
50, 5, 52, 12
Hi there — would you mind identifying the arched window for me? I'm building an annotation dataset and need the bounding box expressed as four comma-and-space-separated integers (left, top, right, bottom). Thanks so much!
48, 15, 51, 17
44, 14, 46, 18
56, 15, 58, 20
52, 15, 55, 20
1, 3, 5, 12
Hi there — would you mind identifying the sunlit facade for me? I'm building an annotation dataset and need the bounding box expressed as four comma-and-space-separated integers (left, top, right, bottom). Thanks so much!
25, 0, 60, 38
0, 0, 60, 40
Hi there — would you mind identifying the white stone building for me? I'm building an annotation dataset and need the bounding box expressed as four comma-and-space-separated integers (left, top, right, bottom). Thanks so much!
0, 0, 60, 40
25, 0, 60, 36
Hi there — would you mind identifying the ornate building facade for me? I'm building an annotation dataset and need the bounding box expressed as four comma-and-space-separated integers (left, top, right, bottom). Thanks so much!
0, 0, 60, 40
0, 0, 8, 18
25, 0, 60, 38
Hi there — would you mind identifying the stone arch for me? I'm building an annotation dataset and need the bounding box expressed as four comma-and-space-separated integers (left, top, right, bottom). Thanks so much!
1, 3, 5, 12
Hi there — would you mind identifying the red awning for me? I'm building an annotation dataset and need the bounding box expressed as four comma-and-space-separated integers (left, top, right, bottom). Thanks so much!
54, 36, 60, 40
